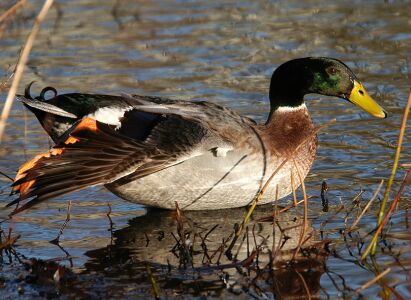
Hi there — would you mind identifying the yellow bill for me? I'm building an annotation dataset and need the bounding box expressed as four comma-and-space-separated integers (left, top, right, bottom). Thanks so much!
348, 80, 387, 118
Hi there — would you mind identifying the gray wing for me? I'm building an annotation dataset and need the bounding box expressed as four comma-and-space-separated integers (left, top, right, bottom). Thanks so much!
8, 97, 255, 214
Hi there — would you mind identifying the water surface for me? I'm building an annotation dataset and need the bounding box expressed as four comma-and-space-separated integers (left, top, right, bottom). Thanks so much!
0, 0, 410, 298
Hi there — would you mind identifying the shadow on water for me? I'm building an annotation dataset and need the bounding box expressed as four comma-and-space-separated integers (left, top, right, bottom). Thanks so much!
1, 205, 331, 298
83, 206, 327, 298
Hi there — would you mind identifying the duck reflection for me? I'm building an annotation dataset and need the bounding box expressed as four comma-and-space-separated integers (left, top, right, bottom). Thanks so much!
84, 205, 327, 298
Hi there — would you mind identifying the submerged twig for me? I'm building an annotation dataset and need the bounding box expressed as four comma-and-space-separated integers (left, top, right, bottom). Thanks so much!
107, 202, 114, 245
0, 0, 54, 143
0, 169, 14, 182
321, 181, 329, 212
50, 201, 72, 245
52, 242, 74, 268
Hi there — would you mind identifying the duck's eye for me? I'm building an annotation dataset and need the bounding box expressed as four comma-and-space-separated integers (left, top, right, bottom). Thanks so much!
327, 67, 337, 75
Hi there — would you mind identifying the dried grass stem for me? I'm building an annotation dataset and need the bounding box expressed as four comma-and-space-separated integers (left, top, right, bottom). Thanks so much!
0, 0, 26, 24
0, 0, 54, 143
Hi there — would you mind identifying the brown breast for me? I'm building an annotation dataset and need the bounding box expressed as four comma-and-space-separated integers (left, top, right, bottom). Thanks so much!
257, 105, 317, 164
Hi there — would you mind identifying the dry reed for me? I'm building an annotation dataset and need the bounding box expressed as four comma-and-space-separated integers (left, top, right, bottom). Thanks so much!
363, 91, 411, 258
291, 159, 309, 261
0, 0, 54, 143
291, 170, 298, 206
362, 167, 411, 260
0, 227, 19, 251
0, 0, 26, 24
355, 268, 391, 293
347, 180, 384, 233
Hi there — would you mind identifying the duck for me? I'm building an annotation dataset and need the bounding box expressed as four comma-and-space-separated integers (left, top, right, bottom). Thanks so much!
7, 57, 387, 215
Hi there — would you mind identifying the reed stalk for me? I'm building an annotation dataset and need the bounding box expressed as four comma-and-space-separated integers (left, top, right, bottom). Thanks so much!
355, 268, 391, 293
0, 0, 54, 143
0, 0, 26, 24
347, 180, 384, 233
362, 167, 411, 260
363, 91, 411, 258
291, 159, 308, 261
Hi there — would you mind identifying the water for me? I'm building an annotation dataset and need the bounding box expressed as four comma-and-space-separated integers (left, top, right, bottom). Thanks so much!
0, 0, 410, 298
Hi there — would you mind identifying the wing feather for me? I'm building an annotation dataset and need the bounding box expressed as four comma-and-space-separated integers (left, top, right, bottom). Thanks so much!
7, 93, 254, 215
7, 114, 214, 215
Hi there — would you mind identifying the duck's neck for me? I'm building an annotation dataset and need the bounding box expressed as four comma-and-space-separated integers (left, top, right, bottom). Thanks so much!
262, 103, 315, 156
266, 102, 306, 125
266, 103, 309, 127
268, 89, 305, 114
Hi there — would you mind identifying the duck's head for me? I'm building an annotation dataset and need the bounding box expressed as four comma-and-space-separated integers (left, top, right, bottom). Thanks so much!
269, 57, 387, 118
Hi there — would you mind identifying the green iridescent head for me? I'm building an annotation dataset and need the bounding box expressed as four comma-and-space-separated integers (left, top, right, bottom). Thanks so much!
269, 57, 387, 118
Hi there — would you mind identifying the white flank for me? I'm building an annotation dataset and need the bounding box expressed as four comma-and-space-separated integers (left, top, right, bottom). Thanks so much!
276, 103, 307, 113
86, 107, 131, 128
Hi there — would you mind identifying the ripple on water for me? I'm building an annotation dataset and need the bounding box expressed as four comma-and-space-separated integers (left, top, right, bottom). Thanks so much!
0, 0, 410, 298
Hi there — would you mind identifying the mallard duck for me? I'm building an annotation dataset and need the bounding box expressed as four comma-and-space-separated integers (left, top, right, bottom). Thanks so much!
7, 57, 386, 214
